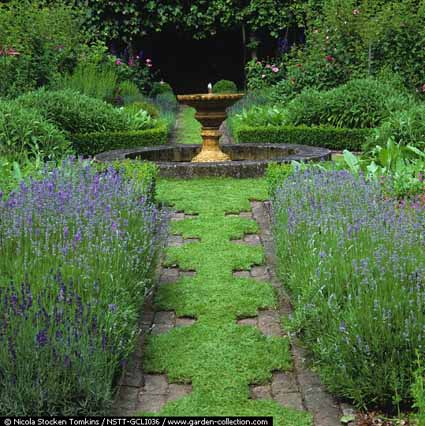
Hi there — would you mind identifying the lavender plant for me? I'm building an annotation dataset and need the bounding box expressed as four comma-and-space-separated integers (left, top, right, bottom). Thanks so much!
272, 169, 425, 410
0, 158, 167, 415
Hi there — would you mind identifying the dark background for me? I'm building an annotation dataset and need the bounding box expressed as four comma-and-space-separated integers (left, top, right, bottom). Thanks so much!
141, 29, 247, 94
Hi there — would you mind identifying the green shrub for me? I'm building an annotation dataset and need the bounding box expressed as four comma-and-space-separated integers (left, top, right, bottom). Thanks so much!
17, 89, 131, 134
0, 100, 70, 161
0, 55, 36, 99
0, 1, 85, 98
285, 78, 413, 129
266, 79, 299, 106
284, 89, 327, 127
118, 80, 140, 98
53, 62, 118, 102
265, 163, 293, 197
150, 82, 173, 97
71, 125, 168, 156
234, 125, 370, 151
366, 104, 425, 153
124, 102, 160, 119
212, 79, 238, 94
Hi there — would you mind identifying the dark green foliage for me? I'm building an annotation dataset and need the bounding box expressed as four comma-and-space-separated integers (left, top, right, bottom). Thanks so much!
71, 125, 168, 156
0, 100, 70, 161
0, 1, 85, 98
285, 78, 413, 129
250, 0, 425, 96
53, 62, 118, 102
150, 82, 174, 98
74, 0, 300, 51
235, 125, 370, 151
17, 89, 130, 134
212, 80, 238, 94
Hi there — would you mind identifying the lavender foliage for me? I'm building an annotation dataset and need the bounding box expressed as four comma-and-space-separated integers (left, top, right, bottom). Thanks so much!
272, 169, 425, 409
0, 158, 167, 415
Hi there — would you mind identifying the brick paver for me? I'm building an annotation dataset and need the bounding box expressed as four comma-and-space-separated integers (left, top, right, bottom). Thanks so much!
113, 202, 354, 424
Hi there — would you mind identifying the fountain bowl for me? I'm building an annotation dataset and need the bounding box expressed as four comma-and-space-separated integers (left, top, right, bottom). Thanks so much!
177, 92, 245, 162
95, 143, 331, 179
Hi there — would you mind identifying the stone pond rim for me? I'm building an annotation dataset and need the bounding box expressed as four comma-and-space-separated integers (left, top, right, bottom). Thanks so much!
95, 143, 331, 179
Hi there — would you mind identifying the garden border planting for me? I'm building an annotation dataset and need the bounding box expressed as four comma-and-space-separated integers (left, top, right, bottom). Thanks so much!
0, 159, 166, 415
71, 125, 169, 156
270, 167, 425, 411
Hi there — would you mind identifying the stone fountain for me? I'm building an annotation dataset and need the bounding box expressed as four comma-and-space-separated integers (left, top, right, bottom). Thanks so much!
95, 84, 331, 178
176, 84, 243, 162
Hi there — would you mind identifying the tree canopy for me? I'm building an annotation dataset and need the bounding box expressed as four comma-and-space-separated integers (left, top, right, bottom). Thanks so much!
73, 0, 305, 46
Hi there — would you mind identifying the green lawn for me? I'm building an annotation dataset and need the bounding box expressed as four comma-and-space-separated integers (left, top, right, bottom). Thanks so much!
175, 107, 202, 144
137, 178, 312, 425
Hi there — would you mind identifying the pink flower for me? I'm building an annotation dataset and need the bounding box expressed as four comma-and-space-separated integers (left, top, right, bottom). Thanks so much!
325, 55, 335, 62
6, 48, 20, 56
265, 64, 271, 69
115, 59, 122, 65
272, 66, 279, 73
147, 63, 152, 68
146, 58, 152, 63
128, 57, 135, 66
421, 83, 425, 93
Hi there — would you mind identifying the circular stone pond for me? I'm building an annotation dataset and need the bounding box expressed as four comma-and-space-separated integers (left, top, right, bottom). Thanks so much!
95, 143, 331, 178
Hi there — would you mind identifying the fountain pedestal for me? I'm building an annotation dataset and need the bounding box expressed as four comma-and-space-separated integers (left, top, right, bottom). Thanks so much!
194, 129, 229, 162
177, 93, 244, 163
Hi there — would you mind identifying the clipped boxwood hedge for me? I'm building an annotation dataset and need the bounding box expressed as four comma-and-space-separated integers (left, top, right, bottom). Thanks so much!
71, 125, 168, 156
234, 125, 371, 151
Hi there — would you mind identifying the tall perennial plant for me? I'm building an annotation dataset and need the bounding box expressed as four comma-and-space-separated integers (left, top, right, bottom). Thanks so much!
272, 169, 425, 410
0, 159, 166, 415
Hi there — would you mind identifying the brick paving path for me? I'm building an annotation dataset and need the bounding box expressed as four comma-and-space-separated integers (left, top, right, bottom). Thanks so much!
113, 201, 355, 425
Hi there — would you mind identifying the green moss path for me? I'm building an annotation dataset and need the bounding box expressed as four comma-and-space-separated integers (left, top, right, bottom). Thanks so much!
114, 178, 322, 424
